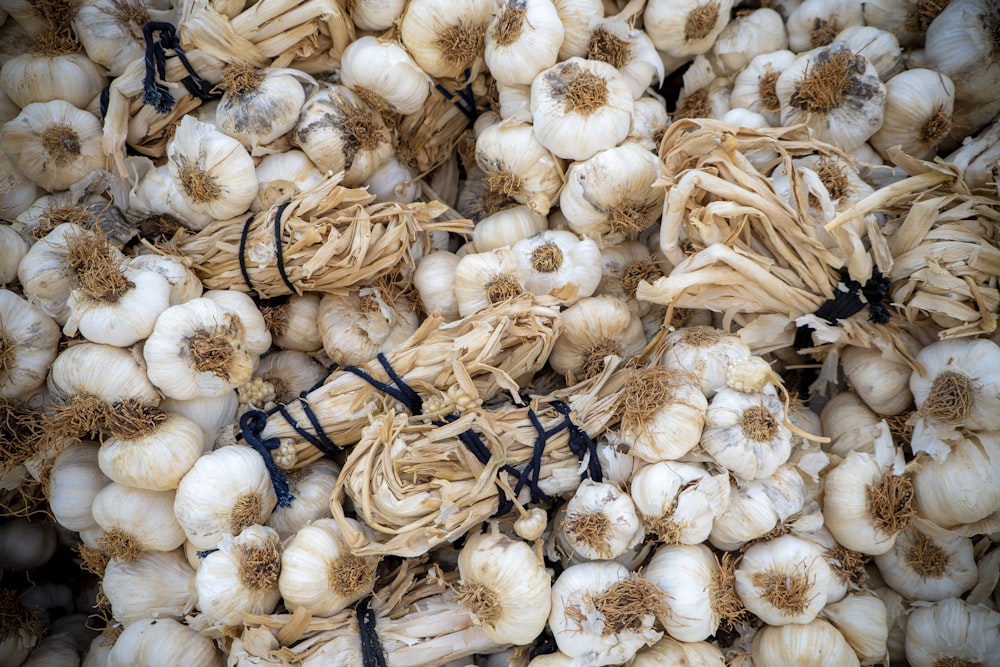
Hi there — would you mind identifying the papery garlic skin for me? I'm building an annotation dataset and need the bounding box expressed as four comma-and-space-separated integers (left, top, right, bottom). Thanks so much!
924, 0, 1000, 105
0, 151, 41, 220
710, 465, 808, 551
557, 479, 644, 560
530, 57, 635, 161
587, 17, 665, 99
92, 482, 186, 559
820, 591, 889, 666
127, 253, 203, 306
471, 205, 548, 252
872, 518, 977, 602
102, 548, 198, 625
786, 0, 863, 52
910, 431, 1000, 527
252, 150, 325, 213
661, 326, 752, 399
553, 0, 605, 59
0, 289, 60, 399
413, 251, 461, 320
0, 100, 104, 193
363, 157, 420, 204
194, 525, 282, 628
645, 0, 734, 62
709, 8, 788, 77
628, 96, 670, 151
457, 528, 552, 645
266, 460, 340, 541
107, 618, 224, 667
48, 443, 109, 533
700, 389, 792, 481
511, 230, 602, 301
821, 390, 883, 457
904, 598, 1000, 667
47, 341, 159, 406
317, 287, 419, 367
98, 413, 205, 491
173, 445, 278, 551
840, 345, 913, 415
735, 534, 836, 625
485, 0, 564, 87
548, 295, 646, 381
160, 391, 239, 453
909, 338, 1000, 433
278, 518, 379, 617
350, 0, 406, 30
73, 0, 176, 76
262, 293, 322, 353
642, 544, 721, 642
871, 68, 955, 160
215, 66, 311, 149
631, 461, 728, 545
399, 0, 493, 80
65, 264, 172, 348
203, 290, 271, 358
475, 118, 564, 217
730, 50, 797, 126
836, 25, 903, 80
340, 37, 430, 115
617, 371, 707, 463
752, 618, 861, 667
454, 248, 528, 317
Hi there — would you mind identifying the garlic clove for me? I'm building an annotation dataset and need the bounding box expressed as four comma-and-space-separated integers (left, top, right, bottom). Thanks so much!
107, 617, 224, 667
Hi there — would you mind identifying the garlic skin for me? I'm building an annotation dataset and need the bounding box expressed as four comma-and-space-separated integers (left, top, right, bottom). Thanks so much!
400, 0, 492, 80
0, 48, 105, 110
249, 351, 327, 408
910, 431, 1000, 527
47, 341, 160, 406
0, 150, 41, 219
553, 0, 605, 59
292, 84, 393, 187
194, 525, 282, 628
872, 518, 978, 602
317, 287, 419, 367
72, 0, 175, 74
252, 150, 325, 213
631, 461, 729, 545
786, 0, 863, 52
511, 230, 602, 301
549, 560, 663, 666
143, 298, 257, 401
924, 0, 1000, 106
661, 326, 752, 399
363, 157, 420, 204
454, 247, 528, 317
262, 293, 322, 353
471, 205, 548, 252
203, 290, 271, 358
909, 338, 1000, 434
47, 443, 109, 534
700, 389, 792, 481
840, 345, 913, 415
92, 483, 187, 557
173, 445, 278, 551
17, 222, 104, 325
556, 479, 644, 560
349, 0, 406, 30
645, 0, 734, 64
595, 241, 667, 315
126, 158, 214, 232
836, 25, 904, 80
127, 254, 203, 307
266, 460, 340, 541
861, 0, 947, 46
278, 517, 380, 617
616, 369, 708, 463
530, 57, 635, 161
102, 548, 198, 625
548, 295, 647, 382
709, 465, 808, 550
628, 96, 670, 151
0, 100, 104, 193
0, 517, 56, 570
904, 598, 1000, 667
167, 115, 258, 222
65, 264, 172, 348
413, 251, 461, 320
475, 118, 564, 217
776, 43, 887, 151
0, 289, 59, 399
457, 528, 552, 645
98, 412, 205, 492
485, 0, 564, 87
587, 16, 664, 100
107, 618, 224, 667
160, 391, 239, 453
821, 390, 883, 458
730, 50, 797, 126
215, 66, 312, 149
630, 637, 726, 666
735, 534, 836, 625
820, 591, 889, 666
642, 544, 725, 642
709, 8, 788, 77
871, 68, 955, 161
340, 37, 430, 115
560, 142, 664, 247
752, 618, 861, 667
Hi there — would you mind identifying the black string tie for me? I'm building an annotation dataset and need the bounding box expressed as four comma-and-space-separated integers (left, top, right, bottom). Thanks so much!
356, 595, 388, 667
552, 400, 603, 484
272, 202, 296, 295
141, 22, 218, 113
433, 68, 477, 126
344, 353, 424, 414
238, 213, 259, 299
239, 409, 295, 508
274, 395, 342, 458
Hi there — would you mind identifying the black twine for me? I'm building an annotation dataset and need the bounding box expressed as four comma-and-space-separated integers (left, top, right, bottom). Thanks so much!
239, 409, 295, 508
141, 22, 218, 113
356, 595, 388, 667
238, 213, 259, 299
237, 377, 342, 461
272, 202, 295, 295
433, 68, 478, 126
344, 353, 424, 414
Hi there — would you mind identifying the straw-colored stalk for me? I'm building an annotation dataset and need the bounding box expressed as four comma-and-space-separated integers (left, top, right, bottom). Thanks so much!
261, 294, 562, 467
329, 363, 627, 557
170, 176, 469, 297
396, 88, 477, 177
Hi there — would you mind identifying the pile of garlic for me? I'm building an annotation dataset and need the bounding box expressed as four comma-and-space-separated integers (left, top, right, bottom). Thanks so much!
2, 0, 1000, 665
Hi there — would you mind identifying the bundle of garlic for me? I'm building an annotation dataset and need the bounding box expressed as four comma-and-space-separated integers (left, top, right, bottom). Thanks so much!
169, 173, 466, 297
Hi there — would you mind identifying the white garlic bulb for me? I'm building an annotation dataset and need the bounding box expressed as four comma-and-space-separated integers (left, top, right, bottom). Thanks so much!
0, 47, 104, 110
645, 0, 734, 64
642, 543, 729, 642
454, 247, 528, 317
484, 0, 564, 87
98, 412, 205, 492
872, 518, 977, 601
786, 0, 863, 52
202, 290, 271, 358
261, 293, 322, 353
924, 0, 1000, 105
560, 142, 665, 246
252, 150, 325, 213
0, 517, 56, 570
107, 618, 224, 667
471, 205, 548, 252
340, 37, 430, 115
0, 100, 104, 193
736, 534, 836, 625
840, 345, 913, 415
363, 157, 420, 204
821, 390, 883, 457
126, 158, 214, 231
709, 464, 809, 551
530, 57, 635, 161
173, 445, 278, 551
0, 289, 59, 399
836, 25, 904, 80
47, 341, 159, 406
350, 0, 406, 30
456, 527, 552, 645
910, 338, 1000, 434
511, 230, 602, 302
92, 482, 186, 560
631, 461, 729, 545
549, 560, 663, 665
266, 460, 340, 541
904, 597, 1000, 667
249, 350, 327, 408
700, 389, 792, 481
586, 15, 665, 99
709, 8, 788, 77
215, 65, 312, 149
102, 548, 198, 626
278, 517, 380, 616
548, 295, 647, 381
0, 150, 41, 219
317, 286, 419, 367
730, 49, 797, 126
910, 431, 1000, 527
194, 525, 282, 628
861, 0, 947, 47
820, 590, 889, 666
399, 0, 493, 80
616, 368, 707, 462
630, 637, 727, 667
413, 251, 461, 320
595, 241, 668, 315
160, 391, 239, 453
660, 326, 752, 399
872, 69, 955, 161
556, 479, 644, 560
127, 253, 203, 306
47, 443, 109, 533
72, 0, 177, 76
553, 0, 604, 59
475, 118, 564, 217
628, 95, 670, 151
776, 43, 887, 151
752, 618, 860, 667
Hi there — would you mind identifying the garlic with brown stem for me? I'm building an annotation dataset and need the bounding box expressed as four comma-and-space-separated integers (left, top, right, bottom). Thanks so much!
553, 0, 605, 59
484, 0, 564, 87
874, 67, 953, 159
628, 95, 670, 151
645, 0, 734, 68
615, 367, 707, 463
261, 294, 322, 354
595, 241, 668, 315
555, 479, 644, 560
91, 482, 187, 561
670, 56, 732, 121
924, 0, 1000, 106
214, 64, 313, 150
0, 289, 59, 400
549, 295, 646, 382
511, 230, 602, 302
72, 0, 177, 76
872, 517, 978, 601
709, 8, 789, 77
454, 247, 528, 317
910, 431, 1000, 527
903, 597, 1000, 667
700, 388, 793, 481
752, 618, 861, 667
107, 618, 224, 667
909, 338, 1000, 437
340, 36, 431, 116
101, 548, 198, 626
317, 286, 419, 367
475, 118, 564, 217
660, 326, 752, 399
631, 461, 729, 545
97, 410, 205, 492
399, 0, 493, 80
456, 526, 552, 645
730, 50, 797, 126
786, 0, 863, 52
861, 0, 949, 47
836, 25, 904, 80
0, 589, 44, 667
586, 13, 665, 99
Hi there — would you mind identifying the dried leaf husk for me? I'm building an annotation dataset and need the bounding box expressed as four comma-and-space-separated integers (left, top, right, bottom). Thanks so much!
169, 175, 470, 297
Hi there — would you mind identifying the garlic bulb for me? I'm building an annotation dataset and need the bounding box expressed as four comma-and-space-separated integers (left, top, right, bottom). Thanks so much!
700, 388, 792, 480
840, 345, 913, 415
642, 543, 734, 642
203, 290, 271, 358
0, 517, 56, 570
548, 295, 646, 381
454, 247, 528, 317
586, 15, 665, 99
560, 142, 664, 246
0, 150, 41, 219
709, 8, 788, 77
102, 548, 198, 625
72, 0, 176, 76
555, 479, 644, 560
645, 0, 734, 64
553, 0, 604, 59
47, 341, 159, 407
836, 25, 904, 80
160, 391, 239, 453
399, 0, 493, 80
872, 518, 977, 601
821, 390, 883, 457
0, 100, 104, 193
549, 560, 663, 665
0, 46, 105, 110
471, 205, 548, 252
475, 118, 564, 217
261, 293, 322, 353
166, 115, 257, 222
615, 368, 707, 462
776, 43, 886, 150
349, 0, 406, 30
126, 253, 202, 307
904, 597, 1000, 667
214, 65, 312, 149
752, 618, 860, 667
126, 158, 215, 232
0, 589, 43, 667
317, 286, 419, 367
709, 464, 809, 551
92, 482, 186, 561
265, 460, 340, 541
910, 430, 1000, 527
628, 95, 670, 151
660, 326, 752, 399
820, 590, 889, 665
0, 289, 59, 399
630, 461, 729, 544
511, 230, 602, 301
730, 50, 797, 126
786, 0, 863, 52
107, 618, 224, 667
194, 525, 282, 628
630, 637, 726, 667
278, 517, 380, 616
249, 351, 327, 408
671, 59, 733, 121
872, 69, 955, 160
252, 150, 325, 213
861, 0, 949, 47
18, 632, 79, 667
340, 36, 430, 115
595, 241, 667, 315
47, 443, 108, 533
924, 0, 1000, 105
484, 0, 564, 87
456, 527, 551, 645
909, 338, 1000, 434
413, 250, 461, 320
735, 534, 836, 625
363, 157, 420, 204
143, 297, 257, 401
173, 444, 278, 551
97, 411, 205, 492
292, 84, 392, 187
530, 57, 635, 161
